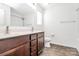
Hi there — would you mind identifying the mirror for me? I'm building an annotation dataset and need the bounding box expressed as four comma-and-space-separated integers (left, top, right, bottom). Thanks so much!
0, 3, 37, 27
0, 3, 44, 31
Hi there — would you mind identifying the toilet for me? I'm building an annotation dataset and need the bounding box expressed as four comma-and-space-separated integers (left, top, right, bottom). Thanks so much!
45, 37, 52, 47
44, 33, 54, 47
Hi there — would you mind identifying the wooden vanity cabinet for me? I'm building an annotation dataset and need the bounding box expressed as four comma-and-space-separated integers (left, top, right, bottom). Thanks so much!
0, 32, 44, 56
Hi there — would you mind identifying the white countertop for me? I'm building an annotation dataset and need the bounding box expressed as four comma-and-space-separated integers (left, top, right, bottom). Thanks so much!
0, 31, 44, 39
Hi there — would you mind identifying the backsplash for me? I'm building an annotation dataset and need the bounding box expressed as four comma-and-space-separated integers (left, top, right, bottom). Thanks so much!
0, 26, 44, 34
9, 26, 32, 33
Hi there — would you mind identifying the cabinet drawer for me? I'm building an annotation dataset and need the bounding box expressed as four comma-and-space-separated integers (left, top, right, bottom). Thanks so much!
31, 34, 37, 40
38, 32, 44, 38
31, 39, 37, 46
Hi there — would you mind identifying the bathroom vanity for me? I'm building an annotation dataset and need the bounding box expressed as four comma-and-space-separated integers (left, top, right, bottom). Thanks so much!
0, 32, 44, 56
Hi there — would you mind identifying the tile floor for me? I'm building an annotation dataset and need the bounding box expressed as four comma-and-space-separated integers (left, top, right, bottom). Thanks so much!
40, 43, 79, 56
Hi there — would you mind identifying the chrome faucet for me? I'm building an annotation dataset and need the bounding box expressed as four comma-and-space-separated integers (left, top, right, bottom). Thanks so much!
5, 26, 9, 34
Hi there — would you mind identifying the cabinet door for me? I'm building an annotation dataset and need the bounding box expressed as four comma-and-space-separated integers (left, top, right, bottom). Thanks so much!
1, 43, 30, 56
38, 37, 44, 51
38, 32, 44, 55
0, 35, 29, 54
